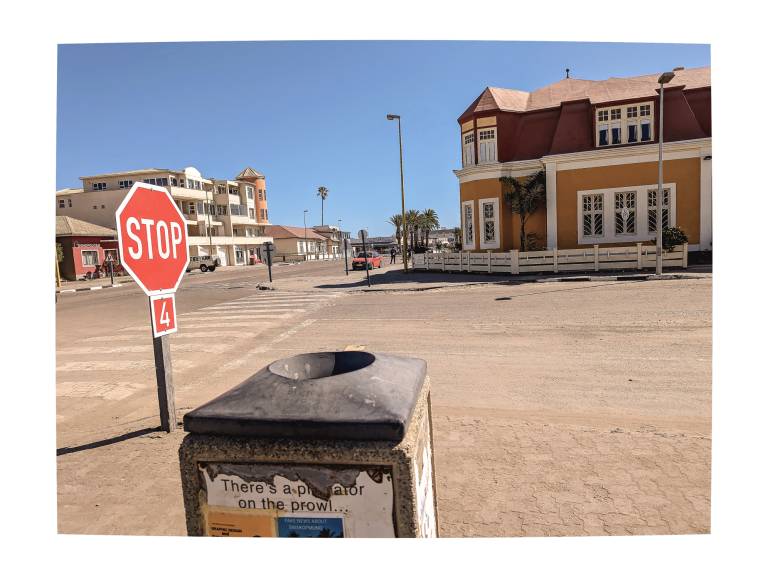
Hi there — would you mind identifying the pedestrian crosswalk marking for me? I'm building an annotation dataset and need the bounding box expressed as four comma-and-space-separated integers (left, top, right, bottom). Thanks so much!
58, 289, 345, 398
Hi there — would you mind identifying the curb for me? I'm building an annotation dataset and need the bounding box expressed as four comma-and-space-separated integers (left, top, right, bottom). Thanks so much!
56, 281, 132, 294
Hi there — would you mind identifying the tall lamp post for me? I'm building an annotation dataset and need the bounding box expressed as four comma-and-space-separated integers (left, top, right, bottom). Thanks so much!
656, 70, 675, 275
303, 209, 309, 262
386, 113, 408, 272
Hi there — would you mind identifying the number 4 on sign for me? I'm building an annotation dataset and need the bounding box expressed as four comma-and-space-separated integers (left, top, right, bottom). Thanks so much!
150, 294, 178, 337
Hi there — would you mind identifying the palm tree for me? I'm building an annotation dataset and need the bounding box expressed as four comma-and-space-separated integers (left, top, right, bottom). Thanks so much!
452, 226, 462, 250
421, 208, 439, 248
317, 186, 329, 225
406, 209, 421, 251
388, 214, 403, 249
499, 170, 546, 251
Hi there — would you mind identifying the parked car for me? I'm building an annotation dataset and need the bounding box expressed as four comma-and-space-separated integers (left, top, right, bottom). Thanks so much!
186, 255, 221, 273
352, 251, 382, 270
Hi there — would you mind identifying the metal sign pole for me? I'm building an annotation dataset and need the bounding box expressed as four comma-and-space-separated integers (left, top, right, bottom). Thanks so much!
344, 238, 349, 276
361, 230, 371, 287
150, 297, 176, 432
266, 242, 273, 283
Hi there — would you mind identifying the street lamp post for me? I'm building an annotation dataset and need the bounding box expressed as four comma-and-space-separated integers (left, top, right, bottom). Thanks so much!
303, 209, 309, 262
386, 113, 408, 272
656, 71, 675, 275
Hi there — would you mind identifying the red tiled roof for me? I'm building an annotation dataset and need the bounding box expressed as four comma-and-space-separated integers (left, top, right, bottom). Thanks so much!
265, 225, 327, 241
463, 66, 710, 115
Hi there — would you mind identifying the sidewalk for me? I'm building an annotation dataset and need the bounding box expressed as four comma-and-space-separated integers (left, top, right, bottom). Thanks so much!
272, 261, 712, 293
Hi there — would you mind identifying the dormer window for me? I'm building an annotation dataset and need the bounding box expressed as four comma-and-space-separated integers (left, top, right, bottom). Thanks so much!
477, 128, 497, 164
596, 102, 654, 147
462, 131, 475, 167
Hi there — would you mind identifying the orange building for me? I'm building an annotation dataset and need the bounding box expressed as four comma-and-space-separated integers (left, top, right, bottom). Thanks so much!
455, 67, 711, 256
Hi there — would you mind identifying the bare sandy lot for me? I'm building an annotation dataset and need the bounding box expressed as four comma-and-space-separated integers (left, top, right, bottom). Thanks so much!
57, 267, 711, 536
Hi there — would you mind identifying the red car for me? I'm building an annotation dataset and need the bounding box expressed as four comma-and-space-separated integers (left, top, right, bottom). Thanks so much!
352, 251, 382, 270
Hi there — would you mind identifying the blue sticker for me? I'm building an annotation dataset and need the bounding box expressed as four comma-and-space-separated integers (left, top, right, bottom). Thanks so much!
277, 517, 344, 538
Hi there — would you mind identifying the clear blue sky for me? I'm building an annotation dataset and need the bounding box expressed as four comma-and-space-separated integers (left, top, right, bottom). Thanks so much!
57, 41, 709, 237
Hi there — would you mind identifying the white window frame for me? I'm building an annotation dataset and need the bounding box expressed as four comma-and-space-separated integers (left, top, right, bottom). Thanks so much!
462, 131, 475, 167
118, 179, 133, 189
478, 197, 500, 250
58, 199, 65, 208
596, 101, 654, 147
246, 186, 254, 199
92, 182, 107, 191
577, 183, 676, 245
477, 127, 497, 164
461, 200, 476, 250
581, 193, 605, 239
81, 250, 99, 266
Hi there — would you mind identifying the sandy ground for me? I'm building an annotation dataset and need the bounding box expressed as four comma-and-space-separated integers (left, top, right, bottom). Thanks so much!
56, 264, 711, 536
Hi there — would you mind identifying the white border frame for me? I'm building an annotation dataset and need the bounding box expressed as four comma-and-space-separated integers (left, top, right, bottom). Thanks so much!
115, 181, 191, 296
577, 182, 677, 245
150, 293, 178, 337
478, 197, 500, 249
461, 200, 476, 250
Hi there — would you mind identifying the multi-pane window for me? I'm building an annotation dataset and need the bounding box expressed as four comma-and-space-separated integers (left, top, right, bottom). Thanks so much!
142, 177, 169, 186
582, 194, 604, 237
81, 250, 99, 266
92, 182, 107, 191
258, 189, 263, 200
246, 186, 254, 199
216, 204, 227, 216
477, 128, 497, 164
217, 185, 226, 195
596, 102, 654, 146
462, 132, 475, 167
482, 202, 495, 243
58, 199, 65, 208
260, 208, 266, 220
68, 199, 72, 207
648, 188, 671, 233
463, 204, 474, 246
614, 191, 636, 235
249, 208, 255, 219
171, 177, 178, 186
188, 202, 196, 214
118, 179, 133, 188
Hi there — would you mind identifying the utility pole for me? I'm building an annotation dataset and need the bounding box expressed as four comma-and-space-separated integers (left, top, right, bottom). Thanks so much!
656, 71, 675, 275
387, 114, 408, 272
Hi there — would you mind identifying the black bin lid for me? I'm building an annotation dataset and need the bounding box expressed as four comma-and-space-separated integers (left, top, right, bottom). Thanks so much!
183, 352, 427, 442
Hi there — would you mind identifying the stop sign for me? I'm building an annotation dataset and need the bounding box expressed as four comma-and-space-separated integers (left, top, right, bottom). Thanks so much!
116, 182, 190, 295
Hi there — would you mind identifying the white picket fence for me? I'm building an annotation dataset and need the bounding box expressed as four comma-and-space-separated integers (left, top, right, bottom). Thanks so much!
412, 243, 688, 275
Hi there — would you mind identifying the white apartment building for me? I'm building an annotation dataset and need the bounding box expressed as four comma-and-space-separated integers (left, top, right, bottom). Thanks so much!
56, 166, 272, 266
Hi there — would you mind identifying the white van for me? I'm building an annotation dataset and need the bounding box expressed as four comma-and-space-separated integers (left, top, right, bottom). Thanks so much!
186, 255, 221, 273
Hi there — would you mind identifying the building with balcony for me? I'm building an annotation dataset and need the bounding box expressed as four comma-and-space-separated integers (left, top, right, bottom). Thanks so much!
56, 165, 273, 266
455, 66, 711, 255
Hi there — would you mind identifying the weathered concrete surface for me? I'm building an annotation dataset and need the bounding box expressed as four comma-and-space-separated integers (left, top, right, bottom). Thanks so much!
56, 262, 710, 536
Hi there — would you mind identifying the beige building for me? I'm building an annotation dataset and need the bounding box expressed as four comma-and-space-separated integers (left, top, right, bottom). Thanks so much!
264, 225, 330, 260
312, 225, 343, 257
56, 166, 273, 266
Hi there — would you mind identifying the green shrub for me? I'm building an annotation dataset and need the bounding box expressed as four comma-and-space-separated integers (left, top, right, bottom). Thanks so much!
661, 226, 688, 251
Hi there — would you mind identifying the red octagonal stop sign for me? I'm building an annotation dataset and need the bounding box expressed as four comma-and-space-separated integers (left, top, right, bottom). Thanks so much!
116, 182, 189, 296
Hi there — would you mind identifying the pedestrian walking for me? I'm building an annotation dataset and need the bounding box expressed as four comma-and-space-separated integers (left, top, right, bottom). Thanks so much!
390, 247, 396, 264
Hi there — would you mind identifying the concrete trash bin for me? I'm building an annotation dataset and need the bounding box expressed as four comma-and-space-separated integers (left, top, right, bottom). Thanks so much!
179, 351, 438, 538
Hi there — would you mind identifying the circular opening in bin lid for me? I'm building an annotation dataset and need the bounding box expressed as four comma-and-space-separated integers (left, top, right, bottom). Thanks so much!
268, 351, 375, 380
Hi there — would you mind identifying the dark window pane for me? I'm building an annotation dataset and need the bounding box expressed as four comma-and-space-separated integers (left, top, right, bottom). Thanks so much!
628, 125, 638, 143
599, 129, 608, 146
611, 127, 621, 144
641, 123, 651, 141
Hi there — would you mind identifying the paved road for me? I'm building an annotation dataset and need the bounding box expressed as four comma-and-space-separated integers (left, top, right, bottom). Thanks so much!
56, 264, 711, 537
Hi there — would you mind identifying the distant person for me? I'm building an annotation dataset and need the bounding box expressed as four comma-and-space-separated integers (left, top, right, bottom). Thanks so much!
390, 247, 396, 264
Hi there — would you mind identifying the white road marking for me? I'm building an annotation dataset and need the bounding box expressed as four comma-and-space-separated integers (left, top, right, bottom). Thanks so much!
57, 381, 148, 400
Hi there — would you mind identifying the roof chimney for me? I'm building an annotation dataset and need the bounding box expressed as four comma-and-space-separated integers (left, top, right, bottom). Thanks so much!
673, 66, 684, 71
565, 68, 570, 79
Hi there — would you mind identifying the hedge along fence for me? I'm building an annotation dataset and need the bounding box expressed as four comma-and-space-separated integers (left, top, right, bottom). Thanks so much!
412, 243, 688, 275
